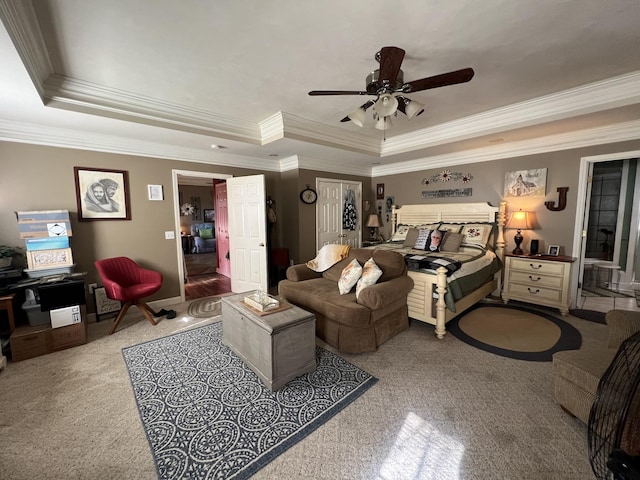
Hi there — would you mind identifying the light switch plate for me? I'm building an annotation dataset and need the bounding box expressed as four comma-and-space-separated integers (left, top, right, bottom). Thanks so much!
165, 231, 175, 239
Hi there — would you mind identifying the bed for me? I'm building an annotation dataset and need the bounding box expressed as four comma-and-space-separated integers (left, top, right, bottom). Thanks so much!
367, 202, 507, 339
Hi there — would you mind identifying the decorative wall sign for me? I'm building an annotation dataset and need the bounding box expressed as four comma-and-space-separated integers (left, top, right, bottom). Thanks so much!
422, 188, 473, 198
376, 183, 385, 199
422, 171, 473, 185
94, 286, 121, 320
504, 168, 547, 197
74, 166, 131, 221
545, 187, 569, 211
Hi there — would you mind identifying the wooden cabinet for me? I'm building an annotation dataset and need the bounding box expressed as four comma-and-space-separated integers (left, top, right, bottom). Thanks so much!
502, 254, 575, 315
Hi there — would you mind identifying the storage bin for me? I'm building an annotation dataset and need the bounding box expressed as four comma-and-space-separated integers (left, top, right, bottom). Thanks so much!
21, 299, 50, 326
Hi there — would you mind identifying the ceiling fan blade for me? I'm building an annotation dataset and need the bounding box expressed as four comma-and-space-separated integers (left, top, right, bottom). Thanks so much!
309, 90, 368, 96
340, 100, 374, 122
403, 67, 475, 93
378, 46, 405, 88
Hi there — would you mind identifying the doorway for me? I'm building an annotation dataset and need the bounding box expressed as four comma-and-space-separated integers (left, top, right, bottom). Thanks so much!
173, 169, 232, 301
573, 153, 640, 312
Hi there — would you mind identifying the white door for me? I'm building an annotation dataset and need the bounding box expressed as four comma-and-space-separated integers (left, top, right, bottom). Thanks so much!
577, 162, 595, 303
227, 175, 268, 293
317, 179, 362, 249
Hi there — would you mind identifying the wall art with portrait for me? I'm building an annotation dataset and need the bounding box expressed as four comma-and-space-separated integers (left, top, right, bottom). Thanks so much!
74, 167, 131, 221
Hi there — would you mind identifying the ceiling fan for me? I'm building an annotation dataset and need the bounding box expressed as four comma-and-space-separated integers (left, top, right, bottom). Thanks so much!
308, 46, 474, 130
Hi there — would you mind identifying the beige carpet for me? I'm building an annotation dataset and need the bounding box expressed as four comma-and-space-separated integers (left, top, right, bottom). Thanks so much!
0, 301, 601, 479
458, 307, 561, 352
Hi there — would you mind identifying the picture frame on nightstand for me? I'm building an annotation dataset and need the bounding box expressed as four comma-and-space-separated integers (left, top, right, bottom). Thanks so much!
548, 245, 560, 256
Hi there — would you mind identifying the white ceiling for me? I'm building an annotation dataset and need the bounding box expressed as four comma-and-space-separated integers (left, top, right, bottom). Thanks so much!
1, 0, 639, 176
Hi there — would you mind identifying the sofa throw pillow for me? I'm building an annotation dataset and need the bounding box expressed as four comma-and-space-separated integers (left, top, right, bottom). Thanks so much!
338, 258, 363, 295
355, 258, 383, 299
199, 228, 213, 239
440, 232, 464, 252
426, 229, 446, 252
413, 229, 431, 250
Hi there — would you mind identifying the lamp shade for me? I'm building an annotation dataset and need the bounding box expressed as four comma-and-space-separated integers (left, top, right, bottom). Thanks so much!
404, 99, 425, 119
375, 93, 398, 117
366, 214, 382, 228
347, 106, 366, 127
506, 210, 532, 230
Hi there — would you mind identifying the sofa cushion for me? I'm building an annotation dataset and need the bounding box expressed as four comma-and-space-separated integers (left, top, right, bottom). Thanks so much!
553, 348, 616, 395
199, 227, 213, 239
338, 258, 362, 295
356, 258, 383, 299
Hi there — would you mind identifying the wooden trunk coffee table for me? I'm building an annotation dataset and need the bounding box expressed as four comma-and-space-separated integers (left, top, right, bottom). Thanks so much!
221, 292, 316, 391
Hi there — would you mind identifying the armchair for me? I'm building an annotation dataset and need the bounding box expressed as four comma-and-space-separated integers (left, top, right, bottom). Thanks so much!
190, 222, 216, 254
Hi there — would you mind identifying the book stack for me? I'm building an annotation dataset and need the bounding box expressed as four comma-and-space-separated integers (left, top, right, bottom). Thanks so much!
17, 210, 74, 278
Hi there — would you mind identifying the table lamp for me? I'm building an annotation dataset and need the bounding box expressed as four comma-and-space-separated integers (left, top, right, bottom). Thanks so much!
366, 214, 382, 241
506, 210, 532, 255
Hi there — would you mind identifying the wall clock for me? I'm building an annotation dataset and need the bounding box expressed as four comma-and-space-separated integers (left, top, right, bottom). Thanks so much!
300, 186, 318, 204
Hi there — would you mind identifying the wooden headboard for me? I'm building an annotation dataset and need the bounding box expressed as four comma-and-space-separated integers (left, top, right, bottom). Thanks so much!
391, 201, 507, 260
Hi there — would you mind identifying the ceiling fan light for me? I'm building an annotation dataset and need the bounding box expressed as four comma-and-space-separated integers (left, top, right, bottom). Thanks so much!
404, 99, 425, 119
348, 107, 366, 127
375, 115, 392, 130
375, 93, 398, 117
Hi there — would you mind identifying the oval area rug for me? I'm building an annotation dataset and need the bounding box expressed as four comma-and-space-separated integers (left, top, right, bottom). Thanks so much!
447, 303, 582, 361
187, 296, 222, 318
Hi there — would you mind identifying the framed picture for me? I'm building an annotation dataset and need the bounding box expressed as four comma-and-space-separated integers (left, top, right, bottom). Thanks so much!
94, 286, 121, 321
504, 168, 547, 198
74, 167, 131, 221
147, 184, 163, 201
547, 245, 560, 256
376, 183, 385, 200
204, 209, 215, 222
190, 196, 201, 221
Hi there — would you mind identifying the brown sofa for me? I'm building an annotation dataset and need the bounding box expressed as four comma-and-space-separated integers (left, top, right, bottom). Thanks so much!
552, 309, 640, 423
278, 248, 414, 354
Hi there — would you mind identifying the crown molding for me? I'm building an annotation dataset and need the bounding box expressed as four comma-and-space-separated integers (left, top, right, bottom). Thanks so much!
372, 119, 640, 177
0, 119, 281, 171
0, 0, 51, 95
382, 70, 640, 156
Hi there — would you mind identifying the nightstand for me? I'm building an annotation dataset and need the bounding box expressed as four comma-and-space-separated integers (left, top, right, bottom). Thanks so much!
502, 254, 576, 316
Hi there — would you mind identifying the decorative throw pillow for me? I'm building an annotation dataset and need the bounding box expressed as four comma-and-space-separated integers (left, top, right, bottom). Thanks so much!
355, 258, 383, 299
390, 224, 411, 242
403, 227, 420, 247
413, 229, 431, 250
338, 258, 362, 295
460, 223, 494, 247
199, 228, 213, 239
440, 232, 464, 252
425, 230, 446, 252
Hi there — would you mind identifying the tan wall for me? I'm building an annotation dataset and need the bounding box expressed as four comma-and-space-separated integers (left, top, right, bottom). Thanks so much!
0, 142, 279, 303
372, 139, 640, 256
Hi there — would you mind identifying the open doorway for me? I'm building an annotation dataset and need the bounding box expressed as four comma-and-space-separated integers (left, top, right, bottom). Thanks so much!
574, 153, 640, 313
173, 169, 232, 301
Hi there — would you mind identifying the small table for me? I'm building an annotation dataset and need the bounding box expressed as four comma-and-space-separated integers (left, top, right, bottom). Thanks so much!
221, 292, 316, 391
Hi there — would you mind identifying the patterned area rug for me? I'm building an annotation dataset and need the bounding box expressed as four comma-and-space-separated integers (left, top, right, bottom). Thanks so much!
122, 322, 377, 480
447, 303, 582, 361
187, 296, 222, 318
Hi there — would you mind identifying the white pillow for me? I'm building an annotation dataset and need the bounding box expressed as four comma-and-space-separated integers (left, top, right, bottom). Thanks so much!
413, 229, 430, 250
460, 224, 494, 247
356, 258, 383, 299
390, 224, 411, 242
338, 258, 362, 295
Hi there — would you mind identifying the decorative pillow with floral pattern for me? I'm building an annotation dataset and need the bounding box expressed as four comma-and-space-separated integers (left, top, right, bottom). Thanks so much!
355, 258, 383, 299
338, 258, 363, 295
460, 223, 494, 247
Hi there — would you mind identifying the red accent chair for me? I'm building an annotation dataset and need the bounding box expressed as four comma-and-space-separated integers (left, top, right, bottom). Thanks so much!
95, 257, 163, 334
